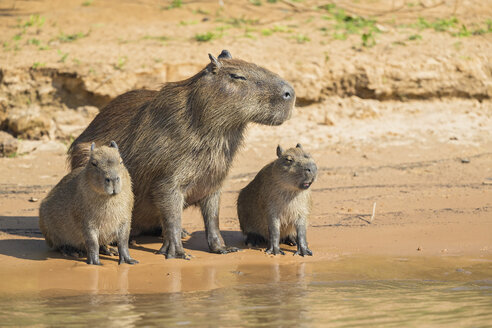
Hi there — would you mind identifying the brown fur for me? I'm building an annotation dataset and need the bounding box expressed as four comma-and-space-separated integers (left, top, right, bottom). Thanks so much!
237, 144, 317, 256
67, 50, 295, 259
39, 142, 138, 265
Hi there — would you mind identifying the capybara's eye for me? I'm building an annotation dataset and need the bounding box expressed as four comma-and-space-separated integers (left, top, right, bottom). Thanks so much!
285, 156, 293, 163
91, 161, 98, 167
230, 73, 246, 81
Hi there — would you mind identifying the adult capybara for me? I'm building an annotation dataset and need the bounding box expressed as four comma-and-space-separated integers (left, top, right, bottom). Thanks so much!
68, 50, 295, 259
237, 144, 317, 256
40, 141, 138, 265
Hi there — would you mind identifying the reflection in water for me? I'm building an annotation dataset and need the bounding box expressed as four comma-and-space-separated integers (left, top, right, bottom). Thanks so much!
3, 257, 492, 326
2, 279, 491, 327
234, 262, 311, 327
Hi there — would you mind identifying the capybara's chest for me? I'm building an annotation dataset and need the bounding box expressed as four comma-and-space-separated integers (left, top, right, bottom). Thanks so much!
183, 168, 228, 205
272, 192, 311, 225
179, 142, 236, 204
85, 195, 131, 237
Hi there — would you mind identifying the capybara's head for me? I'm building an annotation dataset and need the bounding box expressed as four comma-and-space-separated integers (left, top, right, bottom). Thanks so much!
273, 144, 317, 191
191, 50, 295, 126
86, 141, 126, 195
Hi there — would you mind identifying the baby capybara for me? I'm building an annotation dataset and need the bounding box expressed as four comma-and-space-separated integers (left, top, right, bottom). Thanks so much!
39, 141, 138, 265
237, 144, 317, 256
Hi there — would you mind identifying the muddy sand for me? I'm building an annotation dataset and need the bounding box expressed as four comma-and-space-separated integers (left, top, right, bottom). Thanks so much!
0, 0, 491, 297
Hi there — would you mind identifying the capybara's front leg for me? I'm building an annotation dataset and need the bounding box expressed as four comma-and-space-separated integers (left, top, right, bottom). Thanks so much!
155, 188, 190, 260
199, 190, 239, 254
117, 222, 138, 265
294, 219, 312, 257
266, 216, 285, 255
85, 230, 102, 265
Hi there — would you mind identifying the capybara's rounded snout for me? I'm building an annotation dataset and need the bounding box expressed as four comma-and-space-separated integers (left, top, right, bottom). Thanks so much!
304, 161, 317, 176
299, 161, 317, 190
281, 82, 295, 102
265, 81, 295, 126
104, 174, 122, 195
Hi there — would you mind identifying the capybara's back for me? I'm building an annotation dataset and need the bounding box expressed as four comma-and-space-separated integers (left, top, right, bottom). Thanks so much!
39, 142, 137, 265
39, 172, 80, 248
237, 144, 317, 256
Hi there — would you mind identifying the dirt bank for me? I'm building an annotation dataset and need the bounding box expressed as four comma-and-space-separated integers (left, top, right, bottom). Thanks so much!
1, 0, 492, 140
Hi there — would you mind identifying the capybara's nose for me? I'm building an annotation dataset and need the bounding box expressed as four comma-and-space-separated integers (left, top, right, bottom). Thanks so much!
112, 176, 122, 194
305, 162, 317, 176
282, 83, 295, 101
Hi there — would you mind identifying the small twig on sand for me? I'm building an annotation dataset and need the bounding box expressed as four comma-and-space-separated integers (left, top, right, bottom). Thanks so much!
370, 202, 376, 222
281, 0, 303, 12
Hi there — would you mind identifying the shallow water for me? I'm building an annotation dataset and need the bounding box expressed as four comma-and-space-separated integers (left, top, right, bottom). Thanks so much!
2, 279, 492, 327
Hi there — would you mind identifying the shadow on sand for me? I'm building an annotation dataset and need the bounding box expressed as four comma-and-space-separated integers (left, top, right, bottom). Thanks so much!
183, 230, 245, 252
130, 230, 247, 255
0, 216, 248, 260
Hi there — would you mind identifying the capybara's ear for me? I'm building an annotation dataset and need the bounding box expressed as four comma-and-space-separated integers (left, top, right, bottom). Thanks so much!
276, 145, 284, 158
218, 49, 232, 59
90, 142, 95, 152
208, 53, 221, 73
110, 140, 118, 150
296, 143, 303, 150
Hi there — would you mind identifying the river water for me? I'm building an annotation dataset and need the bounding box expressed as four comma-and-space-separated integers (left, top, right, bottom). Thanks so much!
1, 257, 491, 327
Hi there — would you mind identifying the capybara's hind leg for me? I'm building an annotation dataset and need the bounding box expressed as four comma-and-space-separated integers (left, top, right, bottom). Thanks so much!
281, 235, 297, 246
99, 245, 118, 256
245, 233, 266, 247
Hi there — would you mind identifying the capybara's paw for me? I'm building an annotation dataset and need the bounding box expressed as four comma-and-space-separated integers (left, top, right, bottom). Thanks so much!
87, 258, 102, 265
100, 245, 119, 256
156, 242, 191, 260
213, 246, 240, 254
281, 236, 297, 246
119, 257, 139, 265
181, 228, 191, 239
266, 247, 285, 256
294, 247, 313, 257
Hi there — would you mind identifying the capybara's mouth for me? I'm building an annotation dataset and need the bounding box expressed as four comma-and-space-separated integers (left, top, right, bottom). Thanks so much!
300, 181, 312, 190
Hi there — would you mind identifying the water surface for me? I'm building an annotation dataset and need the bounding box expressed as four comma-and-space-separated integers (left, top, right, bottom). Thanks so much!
2, 279, 491, 327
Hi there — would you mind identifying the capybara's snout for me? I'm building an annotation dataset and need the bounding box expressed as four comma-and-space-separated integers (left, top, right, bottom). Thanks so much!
104, 174, 122, 195
304, 161, 317, 177
281, 81, 295, 102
